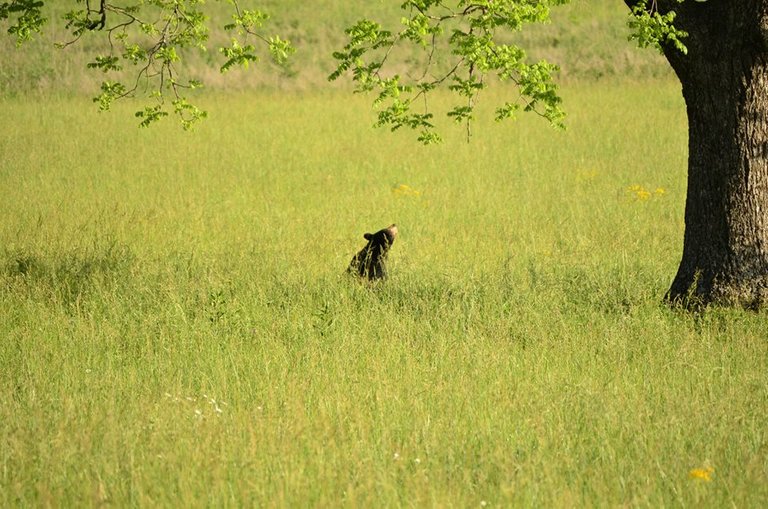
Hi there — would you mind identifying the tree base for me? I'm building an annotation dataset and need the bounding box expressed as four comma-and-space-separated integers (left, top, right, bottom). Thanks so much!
665, 272, 768, 310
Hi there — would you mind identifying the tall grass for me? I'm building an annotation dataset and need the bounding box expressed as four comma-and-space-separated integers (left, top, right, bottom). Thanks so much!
1, 81, 767, 507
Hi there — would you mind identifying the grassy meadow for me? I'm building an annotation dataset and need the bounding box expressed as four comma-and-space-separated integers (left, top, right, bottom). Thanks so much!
2, 82, 767, 507
1, 0, 768, 507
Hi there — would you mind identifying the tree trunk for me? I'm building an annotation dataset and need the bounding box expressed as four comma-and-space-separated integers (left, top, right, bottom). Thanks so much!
655, 1, 768, 307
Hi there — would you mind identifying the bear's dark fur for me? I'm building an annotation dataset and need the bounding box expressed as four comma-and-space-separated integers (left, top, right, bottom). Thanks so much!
348, 224, 398, 280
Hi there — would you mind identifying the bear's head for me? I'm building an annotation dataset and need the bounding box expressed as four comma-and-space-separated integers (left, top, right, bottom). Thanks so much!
364, 224, 398, 247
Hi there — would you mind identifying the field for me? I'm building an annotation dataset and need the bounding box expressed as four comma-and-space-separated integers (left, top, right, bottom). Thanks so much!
2, 82, 767, 507
2, 0, 768, 507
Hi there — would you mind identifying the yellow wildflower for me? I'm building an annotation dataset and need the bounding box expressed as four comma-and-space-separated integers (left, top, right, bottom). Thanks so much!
392, 184, 421, 197
688, 466, 714, 482
655, 187, 666, 196
627, 184, 651, 201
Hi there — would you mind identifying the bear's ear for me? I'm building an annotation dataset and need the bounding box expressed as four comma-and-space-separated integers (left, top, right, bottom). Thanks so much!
364, 233, 373, 240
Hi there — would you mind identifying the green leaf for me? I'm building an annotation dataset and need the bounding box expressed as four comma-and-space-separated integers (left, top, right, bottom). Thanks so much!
93, 81, 127, 112
268, 35, 295, 66
220, 39, 258, 72
87, 55, 123, 73
135, 105, 170, 128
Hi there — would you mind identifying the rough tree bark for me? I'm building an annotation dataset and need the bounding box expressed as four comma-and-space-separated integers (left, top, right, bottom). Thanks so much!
641, 0, 768, 307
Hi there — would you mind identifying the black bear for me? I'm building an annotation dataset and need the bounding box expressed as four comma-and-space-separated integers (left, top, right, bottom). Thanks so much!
348, 224, 398, 280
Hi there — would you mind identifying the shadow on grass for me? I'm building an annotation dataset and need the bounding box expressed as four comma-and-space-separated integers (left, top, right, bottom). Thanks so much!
3, 242, 135, 310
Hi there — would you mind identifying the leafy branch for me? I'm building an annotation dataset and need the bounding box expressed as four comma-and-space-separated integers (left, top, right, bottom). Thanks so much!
627, 0, 688, 55
1, 0, 294, 129
0, 0, 47, 45
329, 0, 568, 144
